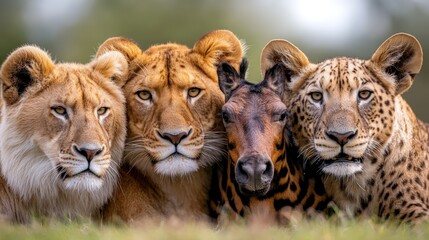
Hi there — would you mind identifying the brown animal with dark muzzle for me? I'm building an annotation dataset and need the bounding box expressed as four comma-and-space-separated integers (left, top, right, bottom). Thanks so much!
211, 60, 331, 221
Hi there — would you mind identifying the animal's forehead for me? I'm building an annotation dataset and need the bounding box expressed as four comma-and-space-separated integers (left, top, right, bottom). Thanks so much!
133, 49, 206, 89
227, 85, 283, 113
307, 57, 372, 90
49, 67, 111, 106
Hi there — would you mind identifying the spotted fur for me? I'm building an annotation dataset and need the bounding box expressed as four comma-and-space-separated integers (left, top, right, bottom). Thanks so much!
261, 33, 429, 223
211, 60, 330, 222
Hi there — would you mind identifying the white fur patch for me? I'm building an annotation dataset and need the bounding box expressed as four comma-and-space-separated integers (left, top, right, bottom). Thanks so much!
63, 172, 103, 191
154, 154, 199, 176
322, 162, 363, 177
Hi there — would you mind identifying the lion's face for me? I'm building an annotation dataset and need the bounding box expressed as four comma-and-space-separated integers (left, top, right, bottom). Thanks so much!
124, 47, 225, 176
260, 33, 423, 177
0, 47, 127, 195
97, 31, 243, 177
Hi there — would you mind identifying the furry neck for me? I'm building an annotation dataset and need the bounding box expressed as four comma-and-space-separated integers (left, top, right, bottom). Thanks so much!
133, 159, 213, 218
0, 118, 115, 219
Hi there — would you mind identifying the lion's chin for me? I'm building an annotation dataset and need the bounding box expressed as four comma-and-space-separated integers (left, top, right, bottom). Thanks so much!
154, 154, 199, 177
63, 172, 103, 191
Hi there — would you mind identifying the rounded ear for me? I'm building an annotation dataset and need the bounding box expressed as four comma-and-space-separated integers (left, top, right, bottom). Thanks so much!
217, 62, 244, 100
91, 51, 129, 88
370, 33, 423, 95
1, 45, 55, 105
96, 37, 142, 62
192, 30, 244, 81
260, 39, 309, 87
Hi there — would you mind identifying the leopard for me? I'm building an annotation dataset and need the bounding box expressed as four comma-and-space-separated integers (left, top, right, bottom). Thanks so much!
95, 30, 244, 223
211, 59, 330, 224
260, 33, 429, 224
0, 45, 128, 223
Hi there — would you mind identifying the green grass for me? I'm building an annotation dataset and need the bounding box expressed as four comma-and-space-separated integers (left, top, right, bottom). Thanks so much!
1, 218, 429, 240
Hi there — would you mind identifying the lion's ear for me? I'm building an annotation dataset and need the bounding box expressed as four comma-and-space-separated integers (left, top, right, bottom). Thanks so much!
1, 46, 55, 105
260, 40, 309, 91
192, 30, 244, 80
96, 37, 142, 63
91, 51, 129, 88
370, 33, 423, 95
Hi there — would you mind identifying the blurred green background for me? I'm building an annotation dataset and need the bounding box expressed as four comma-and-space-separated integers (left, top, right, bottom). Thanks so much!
1, 0, 429, 120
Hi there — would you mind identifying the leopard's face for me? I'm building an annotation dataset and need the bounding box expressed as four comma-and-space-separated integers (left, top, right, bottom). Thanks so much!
260, 33, 422, 178
289, 57, 395, 176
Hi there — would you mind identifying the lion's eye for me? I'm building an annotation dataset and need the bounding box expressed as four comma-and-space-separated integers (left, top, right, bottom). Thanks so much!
309, 92, 323, 102
97, 107, 109, 116
188, 88, 201, 98
358, 90, 372, 100
136, 90, 152, 101
52, 106, 67, 116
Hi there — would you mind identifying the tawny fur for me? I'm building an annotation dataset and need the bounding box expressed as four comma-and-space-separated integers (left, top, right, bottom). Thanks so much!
0, 46, 127, 223
96, 30, 244, 223
261, 33, 429, 224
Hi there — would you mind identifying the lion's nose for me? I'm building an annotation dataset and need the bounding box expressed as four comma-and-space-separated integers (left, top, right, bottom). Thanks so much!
73, 144, 105, 162
158, 129, 192, 145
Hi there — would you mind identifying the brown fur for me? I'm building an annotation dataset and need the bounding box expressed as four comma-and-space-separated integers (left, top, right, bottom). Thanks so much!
213, 61, 330, 223
0, 46, 127, 223
261, 33, 429, 223
96, 30, 244, 223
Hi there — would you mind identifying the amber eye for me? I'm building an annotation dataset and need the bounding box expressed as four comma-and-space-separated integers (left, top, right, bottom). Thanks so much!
358, 90, 372, 100
188, 88, 201, 98
136, 90, 152, 101
97, 107, 109, 116
52, 106, 67, 116
309, 92, 323, 102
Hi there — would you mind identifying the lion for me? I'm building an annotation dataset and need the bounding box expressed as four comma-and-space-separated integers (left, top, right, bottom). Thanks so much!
95, 30, 244, 223
0, 45, 128, 223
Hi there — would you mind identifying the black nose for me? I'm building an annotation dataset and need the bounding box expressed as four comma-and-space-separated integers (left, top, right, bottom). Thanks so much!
235, 155, 274, 193
159, 129, 191, 145
326, 130, 357, 146
73, 145, 104, 162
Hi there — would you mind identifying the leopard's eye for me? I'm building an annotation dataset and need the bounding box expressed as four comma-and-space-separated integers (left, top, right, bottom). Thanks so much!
188, 88, 201, 98
309, 92, 323, 102
97, 107, 109, 116
358, 90, 372, 100
136, 90, 152, 101
52, 106, 67, 116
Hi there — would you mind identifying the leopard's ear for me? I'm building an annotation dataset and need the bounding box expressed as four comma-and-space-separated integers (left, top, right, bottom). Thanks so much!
370, 33, 423, 95
1, 45, 55, 105
90, 51, 129, 88
191, 30, 244, 81
260, 39, 310, 91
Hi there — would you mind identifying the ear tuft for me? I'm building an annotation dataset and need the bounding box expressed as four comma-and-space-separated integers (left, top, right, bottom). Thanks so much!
217, 62, 243, 100
370, 33, 423, 95
192, 30, 244, 80
91, 51, 129, 88
262, 64, 287, 97
0, 45, 54, 105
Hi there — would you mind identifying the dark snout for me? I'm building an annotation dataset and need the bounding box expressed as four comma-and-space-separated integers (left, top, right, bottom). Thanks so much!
235, 154, 274, 197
